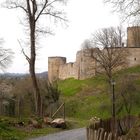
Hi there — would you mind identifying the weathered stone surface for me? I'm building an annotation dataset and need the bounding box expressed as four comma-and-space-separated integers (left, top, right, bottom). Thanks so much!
127, 26, 140, 48
48, 57, 66, 82
48, 27, 140, 82
48, 49, 96, 82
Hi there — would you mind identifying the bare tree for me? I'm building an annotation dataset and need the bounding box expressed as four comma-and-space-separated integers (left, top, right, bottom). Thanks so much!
82, 27, 128, 135
83, 27, 127, 84
82, 28, 128, 128
104, 0, 140, 22
3, 0, 67, 116
0, 38, 13, 115
0, 39, 13, 71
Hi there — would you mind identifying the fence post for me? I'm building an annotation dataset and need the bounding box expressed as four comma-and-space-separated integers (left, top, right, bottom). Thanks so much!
103, 132, 107, 140
99, 128, 104, 140
87, 127, 89, 140
94, 130, 97, 140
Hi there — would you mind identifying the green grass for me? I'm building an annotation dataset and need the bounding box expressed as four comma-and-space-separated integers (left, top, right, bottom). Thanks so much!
115, 65, 140, 77
25, 127, 61, 139
64, 93, 111, 120
59, 66, 140, 120
59, 75, 107, 97
58, 78, 85, 96
0, 116, 62, 140
0, 126, 61, 140
0, 116, 88, 140
58, 75, 111, 119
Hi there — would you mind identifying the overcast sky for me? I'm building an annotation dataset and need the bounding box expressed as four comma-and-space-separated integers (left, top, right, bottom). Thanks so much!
0, 0, 121, 73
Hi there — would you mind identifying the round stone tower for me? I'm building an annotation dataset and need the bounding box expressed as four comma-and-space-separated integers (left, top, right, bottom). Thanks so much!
48, 57, 66, 82
127, 26, 140, 47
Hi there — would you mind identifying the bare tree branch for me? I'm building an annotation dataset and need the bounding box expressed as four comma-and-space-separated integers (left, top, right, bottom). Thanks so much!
104, 0, 140, 22
82, 27, 128, 84
3, 1, 28, 13
17, 40, 30, 63
35, 0, 48, 22
44, 11, 67, 21
0, 39, 13, 71
36, 28, 54, 35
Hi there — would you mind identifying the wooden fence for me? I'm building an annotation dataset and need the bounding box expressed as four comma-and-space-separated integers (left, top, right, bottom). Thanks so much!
87, 127, 128, 140
87, 116, 137, 140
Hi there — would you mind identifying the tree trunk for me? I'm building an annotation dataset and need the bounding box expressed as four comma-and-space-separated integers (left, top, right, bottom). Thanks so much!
29, 15, 41, 116
0, 99, 2, 115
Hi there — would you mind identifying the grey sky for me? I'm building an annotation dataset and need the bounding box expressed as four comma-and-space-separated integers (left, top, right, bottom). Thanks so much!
0, 0, 120, 73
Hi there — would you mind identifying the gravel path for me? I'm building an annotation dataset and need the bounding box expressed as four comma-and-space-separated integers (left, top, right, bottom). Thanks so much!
29, 128, 86, 140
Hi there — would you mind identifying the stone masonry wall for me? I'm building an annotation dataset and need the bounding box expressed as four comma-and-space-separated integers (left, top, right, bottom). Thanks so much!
76, 49, 96, 80
48, 27, 140, 82
126, 48, 140, 67
127, 26, 140, 47
48, 49, 97, 82
48, 47, 140, 82
59, 62, 78, 80
48, 57, 66, 82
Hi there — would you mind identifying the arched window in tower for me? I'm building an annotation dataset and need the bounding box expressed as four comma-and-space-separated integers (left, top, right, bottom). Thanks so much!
134, 58, 136, 61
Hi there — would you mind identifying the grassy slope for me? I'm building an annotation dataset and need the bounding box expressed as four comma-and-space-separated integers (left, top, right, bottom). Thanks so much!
59, 76, 110, 120
59, 65, 140, 120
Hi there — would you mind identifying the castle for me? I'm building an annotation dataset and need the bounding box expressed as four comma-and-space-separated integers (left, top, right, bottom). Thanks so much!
48, 27, 140, 82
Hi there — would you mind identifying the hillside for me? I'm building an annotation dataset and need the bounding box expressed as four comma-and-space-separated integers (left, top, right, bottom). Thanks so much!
58, 65, 140, 120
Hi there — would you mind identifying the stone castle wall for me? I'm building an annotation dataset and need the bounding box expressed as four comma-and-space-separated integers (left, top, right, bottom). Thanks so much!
48, 27, 140, 82
48, 57, 66, 82
127, 26, 140, 47
48, 47, 140, 82
126, 47, 140, 67
76, 49, 96, 80
59, 62, 78, 80
48, 49, 97, 82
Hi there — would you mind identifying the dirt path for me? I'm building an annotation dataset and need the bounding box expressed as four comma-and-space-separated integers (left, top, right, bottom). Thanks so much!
29, 128, 86, 140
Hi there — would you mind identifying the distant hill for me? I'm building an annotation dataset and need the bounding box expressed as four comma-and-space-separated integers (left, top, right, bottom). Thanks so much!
36, 71, 48, 78
0, 71, 48, 79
